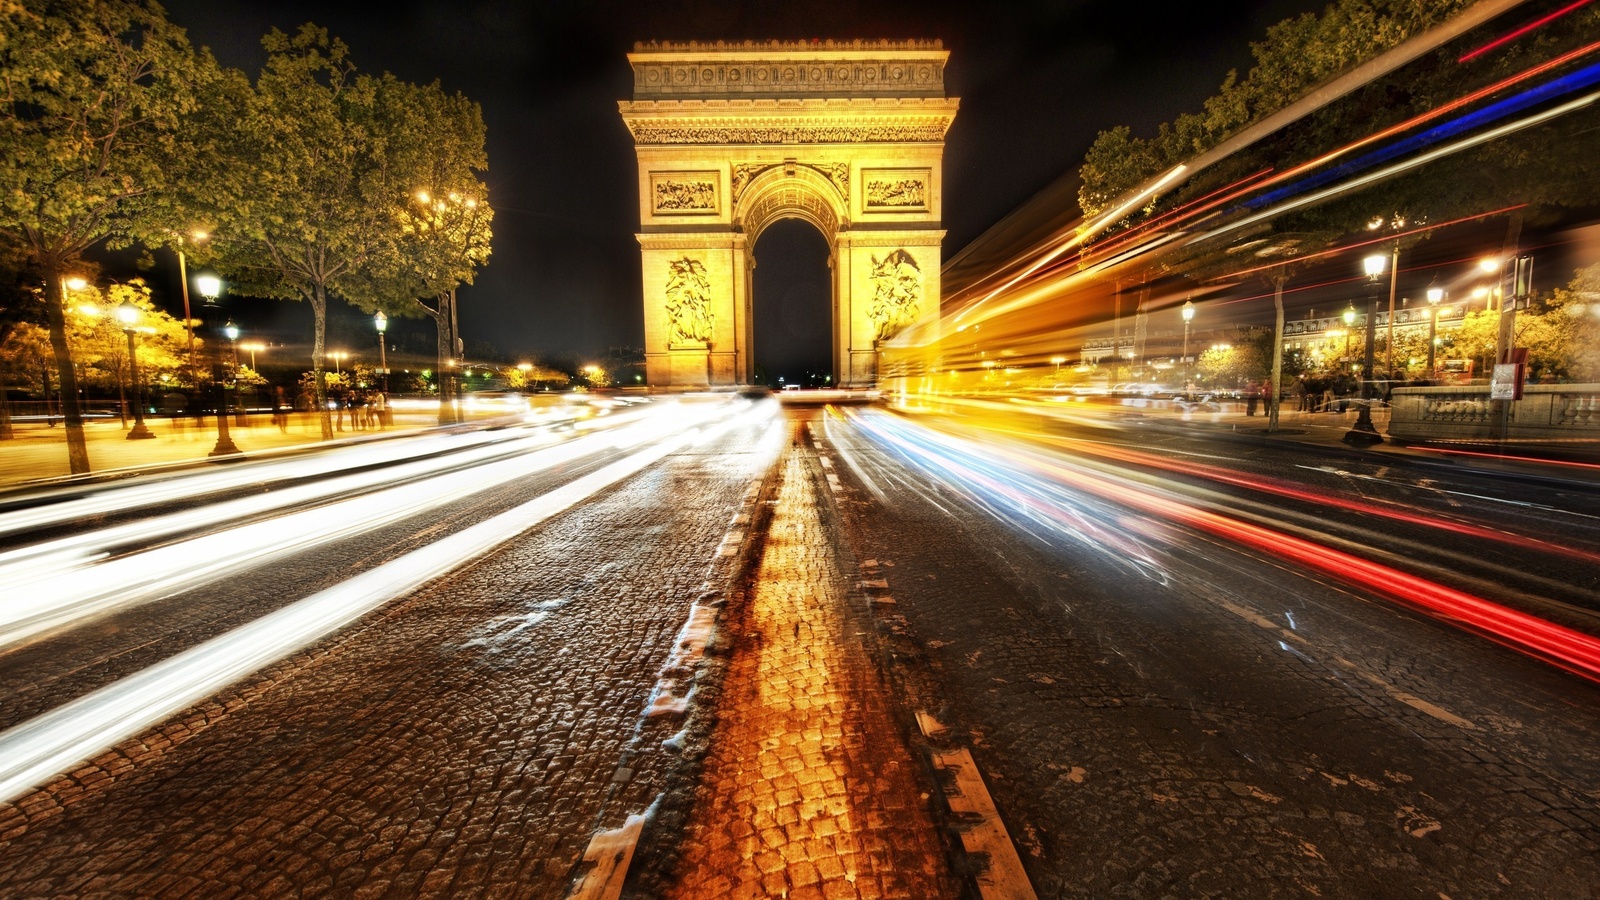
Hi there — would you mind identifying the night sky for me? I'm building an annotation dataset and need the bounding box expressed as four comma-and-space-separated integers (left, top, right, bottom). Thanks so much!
150, 0, 1332, 379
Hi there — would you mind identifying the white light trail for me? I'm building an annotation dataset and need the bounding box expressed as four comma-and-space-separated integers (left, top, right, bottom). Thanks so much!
0, 399, 777, 805
0, 402, 726, 649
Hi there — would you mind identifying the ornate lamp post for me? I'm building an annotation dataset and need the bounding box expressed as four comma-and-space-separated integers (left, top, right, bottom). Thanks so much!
374, 311, 389, 395
1425, 282, 1445, 378
116, 300, 156, 440
1343, 305, 1356, 368
1344, 255, 1386, 444
196, 274, 240, 457
1181, 300, 1195, 389
223, 321, 243, 426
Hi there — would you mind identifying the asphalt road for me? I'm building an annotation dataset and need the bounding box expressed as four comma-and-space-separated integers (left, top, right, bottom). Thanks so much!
817, 403, 1600, 898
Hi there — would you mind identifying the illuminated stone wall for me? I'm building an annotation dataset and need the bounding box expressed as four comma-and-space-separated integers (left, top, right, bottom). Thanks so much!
622, 40, 957, 389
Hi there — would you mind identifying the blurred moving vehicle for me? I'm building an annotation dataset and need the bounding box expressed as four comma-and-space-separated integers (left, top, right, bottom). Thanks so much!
464, 391, 530, 412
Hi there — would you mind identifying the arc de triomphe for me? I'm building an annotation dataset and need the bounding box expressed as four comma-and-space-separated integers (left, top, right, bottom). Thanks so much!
619, 40, 958, 389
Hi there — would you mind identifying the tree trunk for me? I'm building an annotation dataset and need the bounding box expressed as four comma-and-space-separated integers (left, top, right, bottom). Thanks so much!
311, 284, 333, 440
0, 380, 12, 440
436, 288, 462, 425
42, 270, 91, 474
423, 299, 451, 426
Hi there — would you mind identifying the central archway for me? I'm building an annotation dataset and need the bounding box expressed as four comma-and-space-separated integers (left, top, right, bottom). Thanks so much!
621, 39, 958, 389
752, 219, 831, 386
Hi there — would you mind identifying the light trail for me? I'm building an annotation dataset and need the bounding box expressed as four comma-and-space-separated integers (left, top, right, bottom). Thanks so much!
1183, 87, 1600, 250
1020, 427, 1600, 568
1459, 0, 1597, 63
1071, 40, 1600, 274
0, 399, 777, 805
0, 400, 731, 649
842, 409, 1600, 684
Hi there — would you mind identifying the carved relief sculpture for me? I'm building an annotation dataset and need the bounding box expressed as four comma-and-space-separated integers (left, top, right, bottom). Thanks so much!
665, 257, 715, 346
732, 162, 849, 202
864, 173, 928, 210
868, 249, 922, 343
652, 174, 718, 214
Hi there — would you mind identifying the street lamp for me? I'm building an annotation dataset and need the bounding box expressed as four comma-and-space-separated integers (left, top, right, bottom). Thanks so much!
1426, 281, 1445, 378
374, 311, 389, 394
196, 273, 240, 456
1181, 300, 1195, 388
115, 300, 156, 440
330, 351, 348, 375
1344, 254, 1386, 444
1051, 355, 1066, 377
172, 230, 208, 378
1343, 304, 1356, 366
239, 341, 266, 370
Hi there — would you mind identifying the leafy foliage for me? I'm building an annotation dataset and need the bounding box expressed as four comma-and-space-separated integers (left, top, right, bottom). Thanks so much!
1, 0, 215, 469
1076, 0, 1474, 221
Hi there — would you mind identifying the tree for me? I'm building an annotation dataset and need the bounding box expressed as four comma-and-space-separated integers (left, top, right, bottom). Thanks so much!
341, 76, 492, 425
63, 277, 188, 423
1, 0, 213, 471
192, 26, 395, 440
1076, 0, 1474, 223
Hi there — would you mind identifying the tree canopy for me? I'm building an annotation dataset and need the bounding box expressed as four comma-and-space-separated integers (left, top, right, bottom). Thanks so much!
184, 24, 492, 438
1, 0, 215, 470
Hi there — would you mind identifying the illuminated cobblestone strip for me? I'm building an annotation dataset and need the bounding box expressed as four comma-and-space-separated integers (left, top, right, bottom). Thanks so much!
665, 426, 957, 899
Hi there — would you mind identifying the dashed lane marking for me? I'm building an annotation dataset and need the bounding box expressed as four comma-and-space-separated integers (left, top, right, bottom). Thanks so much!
569, 812, 646, 900
933, 748, 1039, 900
1333, 656, 1479, 731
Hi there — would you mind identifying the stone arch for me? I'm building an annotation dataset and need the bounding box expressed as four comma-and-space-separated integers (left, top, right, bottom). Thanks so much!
736, 164, 847, 244
735, 167, 848, 386
622, 40, 958, 389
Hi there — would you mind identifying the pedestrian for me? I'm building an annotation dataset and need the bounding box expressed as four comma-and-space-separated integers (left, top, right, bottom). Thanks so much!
370, 390, 388, 429
162, 391, 187, 438
348, 390, 366, 431
1245, 381, 1259, 416
331, 385, 348, 432
272, 387, 290, 434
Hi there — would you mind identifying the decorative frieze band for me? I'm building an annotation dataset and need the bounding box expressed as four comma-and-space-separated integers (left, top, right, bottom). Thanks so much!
633, 61, 945, 97
627, 123, 951, 145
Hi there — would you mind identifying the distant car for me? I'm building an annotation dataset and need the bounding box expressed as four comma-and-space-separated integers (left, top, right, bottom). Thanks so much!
782, 384, 801, 392
464, 390, 528, 411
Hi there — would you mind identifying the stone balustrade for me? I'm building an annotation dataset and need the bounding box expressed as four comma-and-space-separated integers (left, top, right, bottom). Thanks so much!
1388, 384, 1600, 454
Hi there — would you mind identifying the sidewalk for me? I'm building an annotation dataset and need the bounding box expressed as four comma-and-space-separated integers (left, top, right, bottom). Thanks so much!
0, 408, 449, 489
1112, 397, 1600, 485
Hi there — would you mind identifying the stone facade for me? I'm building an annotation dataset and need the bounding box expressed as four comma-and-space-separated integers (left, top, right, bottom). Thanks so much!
622, 41, 957, 389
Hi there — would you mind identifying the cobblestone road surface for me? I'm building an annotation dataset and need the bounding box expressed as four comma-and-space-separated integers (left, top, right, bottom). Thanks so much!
0, 410, 782, 897
815, 408, 1600, 899
662, 417, 959, 899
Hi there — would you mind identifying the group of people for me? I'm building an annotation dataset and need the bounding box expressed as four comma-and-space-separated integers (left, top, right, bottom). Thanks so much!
330, 387, 389, 431
1289, 374, 1362, 413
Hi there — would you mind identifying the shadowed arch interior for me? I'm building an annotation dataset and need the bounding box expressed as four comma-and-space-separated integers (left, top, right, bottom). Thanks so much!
752, 219, 832, 386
